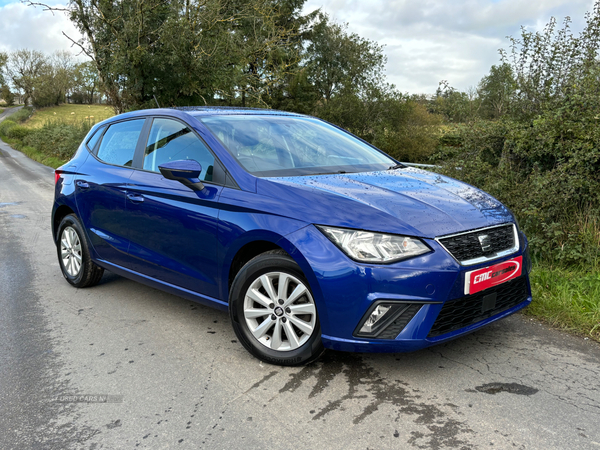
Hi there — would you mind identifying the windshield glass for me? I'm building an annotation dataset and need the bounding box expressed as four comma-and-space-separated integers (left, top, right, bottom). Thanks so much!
199, 115, 396, 177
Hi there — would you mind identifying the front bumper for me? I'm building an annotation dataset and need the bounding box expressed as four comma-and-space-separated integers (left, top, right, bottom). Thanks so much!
283, 225, 532, 353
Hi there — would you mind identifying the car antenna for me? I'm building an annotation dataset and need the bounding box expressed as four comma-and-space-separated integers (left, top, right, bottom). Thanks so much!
153, 95, 160, 109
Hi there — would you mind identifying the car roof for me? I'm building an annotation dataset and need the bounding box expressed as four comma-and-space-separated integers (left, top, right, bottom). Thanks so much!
174, 106, 304, 117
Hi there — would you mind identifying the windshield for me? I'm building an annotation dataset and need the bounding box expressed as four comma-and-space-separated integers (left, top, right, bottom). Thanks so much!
199, 115, 396, 177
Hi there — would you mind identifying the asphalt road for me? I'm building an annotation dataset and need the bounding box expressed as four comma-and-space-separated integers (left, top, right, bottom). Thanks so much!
1, 129, 600, 450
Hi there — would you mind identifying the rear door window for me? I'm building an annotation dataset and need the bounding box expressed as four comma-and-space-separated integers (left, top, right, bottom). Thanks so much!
96, 119, 145, 167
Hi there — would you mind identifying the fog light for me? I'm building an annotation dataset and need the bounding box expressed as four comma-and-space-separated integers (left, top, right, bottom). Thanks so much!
355, 302, 424, 339
360, 305, 391, 334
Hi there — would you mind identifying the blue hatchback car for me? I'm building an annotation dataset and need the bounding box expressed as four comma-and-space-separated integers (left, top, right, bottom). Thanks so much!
52, 107, 532, 365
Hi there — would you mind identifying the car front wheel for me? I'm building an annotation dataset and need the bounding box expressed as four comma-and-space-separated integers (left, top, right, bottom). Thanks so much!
229, 250, 324, 366
57, 214, 104, 288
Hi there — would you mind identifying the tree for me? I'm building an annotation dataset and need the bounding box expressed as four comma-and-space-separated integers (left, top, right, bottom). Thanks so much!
0, 52, 7, 87
5, 49, 46, 106
432, 81, 479, 123
32, 51, 75, 107
502, 4, 600, 120
478, 63, 515, 119
1, 85, 15, 106
32, 0, 314, 112
306, 14, 386, 101
72, 61, 99, 103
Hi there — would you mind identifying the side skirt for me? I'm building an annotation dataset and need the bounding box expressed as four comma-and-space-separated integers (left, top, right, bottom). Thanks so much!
94, 259, 229, 312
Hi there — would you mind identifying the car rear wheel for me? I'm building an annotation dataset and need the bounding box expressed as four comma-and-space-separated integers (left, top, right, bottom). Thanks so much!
229, 250, 324, 366
57, 214, 104, 288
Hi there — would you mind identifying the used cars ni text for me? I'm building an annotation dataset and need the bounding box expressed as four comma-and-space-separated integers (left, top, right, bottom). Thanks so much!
52, 107, 532, 365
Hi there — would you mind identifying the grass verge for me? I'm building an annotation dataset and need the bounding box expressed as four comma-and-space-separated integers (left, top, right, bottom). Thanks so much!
0, 104, 114, 168
25, 104, 114, 128
526, 263, 600, 342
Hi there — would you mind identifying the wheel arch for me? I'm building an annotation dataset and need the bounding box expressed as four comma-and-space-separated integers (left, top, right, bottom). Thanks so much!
222, 230, 329, 335
52, 204, 75, 243
222, 230, 324, 308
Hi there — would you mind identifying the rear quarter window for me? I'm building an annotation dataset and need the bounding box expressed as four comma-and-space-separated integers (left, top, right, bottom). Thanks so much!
86, 126, 105, 152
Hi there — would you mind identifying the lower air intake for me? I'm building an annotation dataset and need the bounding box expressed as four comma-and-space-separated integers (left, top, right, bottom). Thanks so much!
428, 276, 529, 338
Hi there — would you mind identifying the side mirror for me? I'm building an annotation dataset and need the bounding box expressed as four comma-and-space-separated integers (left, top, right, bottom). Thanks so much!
158, 160, 205, 191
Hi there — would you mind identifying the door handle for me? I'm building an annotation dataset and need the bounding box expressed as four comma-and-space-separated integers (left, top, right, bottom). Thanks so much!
127, 193, 145, 203
76, 180, 89, 189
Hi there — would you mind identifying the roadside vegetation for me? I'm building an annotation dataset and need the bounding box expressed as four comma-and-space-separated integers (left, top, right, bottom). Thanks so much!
0, 105, 114, 167
0, 0, 598, 340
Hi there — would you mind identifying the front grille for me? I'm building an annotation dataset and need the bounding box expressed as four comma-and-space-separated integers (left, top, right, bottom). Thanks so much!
438, 224, 516, 264
427, 276, 529, 338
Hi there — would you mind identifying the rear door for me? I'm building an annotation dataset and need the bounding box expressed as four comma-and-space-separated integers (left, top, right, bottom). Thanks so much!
124, 117, 224, 299
75, 118, 147, 267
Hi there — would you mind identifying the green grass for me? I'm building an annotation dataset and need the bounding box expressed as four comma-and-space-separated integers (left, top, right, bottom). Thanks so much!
0, 133, 65, 167
24, 104, 114, 129
0, 104, 112, 168
526, 263, 600, 341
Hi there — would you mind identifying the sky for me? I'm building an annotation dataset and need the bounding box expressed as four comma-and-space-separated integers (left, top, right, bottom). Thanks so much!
0, 0, 596, 94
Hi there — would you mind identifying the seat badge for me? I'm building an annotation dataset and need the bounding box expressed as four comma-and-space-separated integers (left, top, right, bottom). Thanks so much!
478, 234, 491, 252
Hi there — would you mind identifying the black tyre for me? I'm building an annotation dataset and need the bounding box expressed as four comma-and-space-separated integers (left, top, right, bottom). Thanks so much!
56, 214, 104, 288
229, 250, 324, 366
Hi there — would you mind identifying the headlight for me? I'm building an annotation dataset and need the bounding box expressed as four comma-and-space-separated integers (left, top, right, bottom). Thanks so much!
317, 226, 431, 263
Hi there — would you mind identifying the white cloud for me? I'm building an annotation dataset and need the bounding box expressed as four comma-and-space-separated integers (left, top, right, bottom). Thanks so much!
0, 2, 85, 57
303, 0, 595, 93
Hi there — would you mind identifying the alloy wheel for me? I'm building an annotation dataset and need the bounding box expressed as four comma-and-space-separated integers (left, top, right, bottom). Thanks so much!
60, 226, 82, 277
243, 271, 317, 351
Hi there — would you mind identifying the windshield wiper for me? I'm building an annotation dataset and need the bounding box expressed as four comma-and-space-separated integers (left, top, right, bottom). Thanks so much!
388, 163, 405, 170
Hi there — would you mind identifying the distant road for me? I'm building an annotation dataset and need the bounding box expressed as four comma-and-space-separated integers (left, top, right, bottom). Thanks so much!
0, 105, 23, 123
1, 136, 600, 449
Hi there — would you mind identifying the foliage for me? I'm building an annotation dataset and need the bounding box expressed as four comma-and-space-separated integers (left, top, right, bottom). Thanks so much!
1, 84, 15, 106
23, 119, 92, 160
0, 119, 16, 136
4, 50, 46, 106
431, 81, 481, 123
32, 51, 76, 107
0, 105, 111, 168
5, 124, 33, 140
432, 3, 600, 266
0, 51, 7, 86
527, 264, 600, 341
305, 14, 386, 101
71, 61, 100, 104
316, 85, 442, 162
10, 106, 34, 123
502, 6, 600, 121
478, 63, 515, 119
58, 0, 315, 112
24, 104, 113, 129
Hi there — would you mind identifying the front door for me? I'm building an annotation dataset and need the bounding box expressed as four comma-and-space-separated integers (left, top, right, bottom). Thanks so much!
124, 118, 223, 299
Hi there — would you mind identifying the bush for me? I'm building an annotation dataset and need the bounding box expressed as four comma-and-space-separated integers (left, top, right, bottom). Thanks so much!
5, 125, 32, 140
431, 116, 600, 266
0, 119, 16, 136
10, 106, 34, 123
315, 88, 443, 163
23, 119, 91, 160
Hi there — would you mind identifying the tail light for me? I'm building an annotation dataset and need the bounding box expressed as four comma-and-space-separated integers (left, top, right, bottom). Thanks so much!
55, 170, 63, 184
